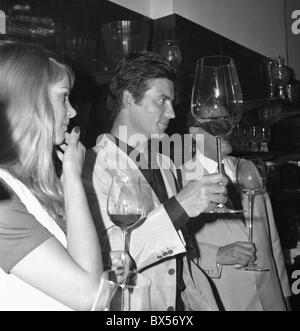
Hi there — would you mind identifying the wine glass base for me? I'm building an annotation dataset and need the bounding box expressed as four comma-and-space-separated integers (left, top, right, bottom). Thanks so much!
209, 205, 245, 214
235, 264, 270, 272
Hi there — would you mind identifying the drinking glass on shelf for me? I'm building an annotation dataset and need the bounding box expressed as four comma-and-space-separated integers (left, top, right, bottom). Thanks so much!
248, 125, 260, 152
272, 56, 292, 100
191, 55, 244, 213
91, 269, 151, 311
235, 157, 270, 272
239, 124, 250, 152
259, 127, 271, 152
158, 40, 182, 72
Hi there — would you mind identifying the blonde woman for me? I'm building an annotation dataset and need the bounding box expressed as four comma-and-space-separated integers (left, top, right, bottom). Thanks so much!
0, 41, 103, 311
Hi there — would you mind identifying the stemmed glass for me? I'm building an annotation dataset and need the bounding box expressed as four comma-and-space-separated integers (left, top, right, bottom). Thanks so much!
91, 269, 151, 311
191, 55, 244, 213
235, 158, 270, 272
107, 176, 152, 310
107, 176, 150, 266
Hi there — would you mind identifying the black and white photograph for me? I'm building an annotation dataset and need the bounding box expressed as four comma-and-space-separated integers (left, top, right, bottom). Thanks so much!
0, 0, 300, 316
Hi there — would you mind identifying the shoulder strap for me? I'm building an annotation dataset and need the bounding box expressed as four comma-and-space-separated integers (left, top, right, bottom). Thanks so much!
0, 169, 67, 247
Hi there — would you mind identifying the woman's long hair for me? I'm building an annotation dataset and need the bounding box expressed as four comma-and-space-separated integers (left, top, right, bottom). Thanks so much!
0, 41, 74, 220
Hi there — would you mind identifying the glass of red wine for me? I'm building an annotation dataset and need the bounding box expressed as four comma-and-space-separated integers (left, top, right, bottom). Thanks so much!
107, 176, 149, 266
191, 55, 244, 213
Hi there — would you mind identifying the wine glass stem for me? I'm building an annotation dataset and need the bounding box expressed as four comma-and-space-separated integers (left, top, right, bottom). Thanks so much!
216, 137, 224, 208
248, 193, 254, 244
121, 229, 128, 311
247, 193, 255, 267
216, 137, 222, 173
121, 229, 129, 267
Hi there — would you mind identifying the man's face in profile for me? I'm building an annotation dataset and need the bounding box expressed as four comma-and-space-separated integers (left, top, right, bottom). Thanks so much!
129, 78, 175, 139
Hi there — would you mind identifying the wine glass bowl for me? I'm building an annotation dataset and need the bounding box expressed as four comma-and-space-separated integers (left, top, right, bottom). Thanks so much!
191, 55, 243, 137
191, 55, 243, 213
108, 176, 146, 225
235, 158, 269, 272
236, 158, 266, 195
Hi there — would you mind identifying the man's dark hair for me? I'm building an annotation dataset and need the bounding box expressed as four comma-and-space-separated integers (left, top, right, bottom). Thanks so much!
107, 51, 177, 120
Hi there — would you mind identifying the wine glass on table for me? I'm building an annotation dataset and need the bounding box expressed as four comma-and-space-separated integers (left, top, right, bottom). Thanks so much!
235, 157, 270, 272
191, 55, 244, 213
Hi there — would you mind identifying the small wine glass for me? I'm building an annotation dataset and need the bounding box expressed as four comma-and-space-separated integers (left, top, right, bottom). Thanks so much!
191, 55, 244, 213
235, 157, 270, 272
91, 269, 151, 311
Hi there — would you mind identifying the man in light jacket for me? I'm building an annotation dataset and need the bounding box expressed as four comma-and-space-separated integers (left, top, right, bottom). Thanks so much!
182, 113, 291, 311
82, 52, 229, 311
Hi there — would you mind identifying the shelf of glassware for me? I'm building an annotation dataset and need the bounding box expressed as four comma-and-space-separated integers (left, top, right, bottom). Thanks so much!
231, 150, 300, 162
243, 98, 300, 127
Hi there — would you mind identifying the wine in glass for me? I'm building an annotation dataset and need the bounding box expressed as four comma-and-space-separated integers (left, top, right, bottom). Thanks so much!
235, 157, 270, 272
91, 269, 151, 311
191, 55, 244, 213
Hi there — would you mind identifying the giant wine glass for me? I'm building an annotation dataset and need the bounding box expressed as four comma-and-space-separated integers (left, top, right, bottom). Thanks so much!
235, 158, 270, 272
191, 55, 244, 213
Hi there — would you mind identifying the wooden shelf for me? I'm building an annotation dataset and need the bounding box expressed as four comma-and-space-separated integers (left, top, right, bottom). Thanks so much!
231, 150, 284, 161
243, 98, 300, 112
273, 153, 300, 165
243, 98, 300, 127
231, 151, 300, 164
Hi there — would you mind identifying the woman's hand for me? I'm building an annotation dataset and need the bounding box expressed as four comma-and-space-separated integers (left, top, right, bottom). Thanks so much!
56, 126, 85, 178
